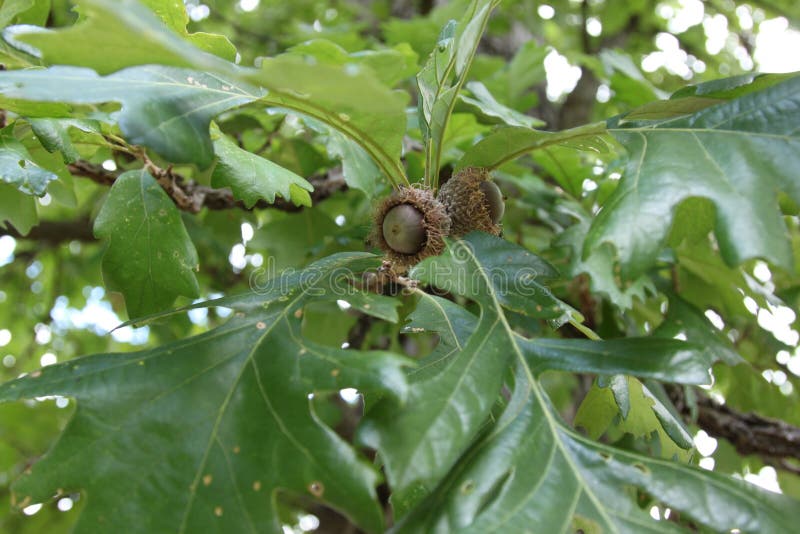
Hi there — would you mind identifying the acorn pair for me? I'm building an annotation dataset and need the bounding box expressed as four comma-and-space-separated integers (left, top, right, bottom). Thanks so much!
372, 167, 505, 270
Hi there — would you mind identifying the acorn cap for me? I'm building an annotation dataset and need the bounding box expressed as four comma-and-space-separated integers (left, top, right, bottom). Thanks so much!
371, 186, 451, 271
437, 167, 503, 237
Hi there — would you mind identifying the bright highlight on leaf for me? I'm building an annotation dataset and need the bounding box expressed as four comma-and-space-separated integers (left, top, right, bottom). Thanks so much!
0, 125, 57, 196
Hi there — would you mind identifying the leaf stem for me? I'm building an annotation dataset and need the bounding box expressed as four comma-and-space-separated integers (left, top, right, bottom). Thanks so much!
433, 1, 499, 191
568, 314, 602, 340
421, 0, 500, 190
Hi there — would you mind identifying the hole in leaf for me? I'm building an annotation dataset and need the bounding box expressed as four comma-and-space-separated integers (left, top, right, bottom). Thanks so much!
308, 481, 324, 497
460, 480, 476, 494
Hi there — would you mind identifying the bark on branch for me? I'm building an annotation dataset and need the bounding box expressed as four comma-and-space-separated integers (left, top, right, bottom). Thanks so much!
669, 386, 800, 472
1, 161, 348, 245
66, 160, 348, 214
0, 217, 95, 244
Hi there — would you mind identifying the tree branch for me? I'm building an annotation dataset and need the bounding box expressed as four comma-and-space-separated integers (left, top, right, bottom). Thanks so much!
669, 386, 800, 469
2, 161, 348, 244
67, 160, 348, 214
695, 395, 800, 462
0, 217, 95, 244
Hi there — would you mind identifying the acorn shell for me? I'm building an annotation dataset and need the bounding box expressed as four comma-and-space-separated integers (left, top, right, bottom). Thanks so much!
437, 167, 502, 237
371, 186, 451, 271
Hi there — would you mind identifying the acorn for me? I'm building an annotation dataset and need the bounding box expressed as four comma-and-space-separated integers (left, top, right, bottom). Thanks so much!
437, 167, 504, 236
371, 186, 451, 271
383, 204, 426, 254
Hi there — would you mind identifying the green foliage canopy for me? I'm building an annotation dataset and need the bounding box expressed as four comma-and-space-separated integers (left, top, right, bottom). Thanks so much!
0, 0, 799, 532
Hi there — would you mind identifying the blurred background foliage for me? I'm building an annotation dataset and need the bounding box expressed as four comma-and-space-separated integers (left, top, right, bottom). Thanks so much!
1, 0, 799, 531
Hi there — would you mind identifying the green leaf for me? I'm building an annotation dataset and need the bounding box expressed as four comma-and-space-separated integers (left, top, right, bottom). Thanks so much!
670, 72, 796, 100
495, 40, 548, 110
0, 39, 39, 71
13, 0, 235, 74
406, 288, 707, 461
0, 254, 410, 534
0, 60, 408, 183
29, 118, 100, 164
458, 122, 610, 170
288, 39, 419, 88
409, 295, 706, 461
397, 379, 798, 532
353, 44, 420, 87
672, 235, 757, 317
0, 0, 49, 27
304, 117, 381, 196
621, 96, 724, 121
358, 233, 564, 515
654, 295, 744, 366
22, 134, 78, 207
557, 211, 654, 310
575, 376, 693, 460
459, 81, 545, 128
247, 55, 409, 187
589, 75, 800, 278
137, 0, 237, 61
599, 49, 668, 108
0, 124, 57, 196
406, 292, 713, 386
412, 232, 565, 319
325, 131, 381, 196
93, 169, 200, 317
642, 379, 695, 451
0, 66, 261, 168
210, 125, 313, 208
417, 0, 500, 185
0, 182, 37, 234
249, 209, 340, 271
1, 1, 409, 186
523, 337, 713, 384
384, 237, 800, 533
0, 0, 31, 27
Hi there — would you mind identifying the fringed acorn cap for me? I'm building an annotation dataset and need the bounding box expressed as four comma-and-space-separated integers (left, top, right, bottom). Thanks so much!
437, 167, 504, 237
371, 186, 451, 271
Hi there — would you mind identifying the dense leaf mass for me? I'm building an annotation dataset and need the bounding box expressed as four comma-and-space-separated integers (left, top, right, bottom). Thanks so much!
0, 255, 408, 533
0, 0, 799, 533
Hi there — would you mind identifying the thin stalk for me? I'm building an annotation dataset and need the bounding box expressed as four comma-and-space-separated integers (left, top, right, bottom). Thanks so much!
568, 315, 602, 340
430, 0, 499, 191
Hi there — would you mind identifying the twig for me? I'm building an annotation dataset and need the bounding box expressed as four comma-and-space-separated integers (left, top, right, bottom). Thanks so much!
669, 385, 800, 469
0, 218, 95, 244
66, 160, 348, 214
3, 160, 349, 244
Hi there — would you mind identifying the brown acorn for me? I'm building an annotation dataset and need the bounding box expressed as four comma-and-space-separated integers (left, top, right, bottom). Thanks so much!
437, 167, 504, 237
371, 186, 451, 271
